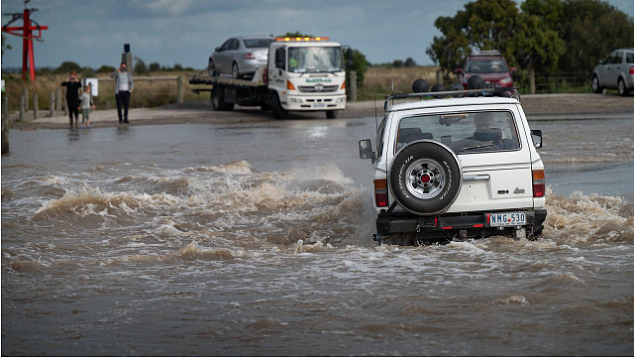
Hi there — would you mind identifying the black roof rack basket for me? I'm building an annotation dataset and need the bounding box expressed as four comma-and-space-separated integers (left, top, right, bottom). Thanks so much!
384, 87, 520, 110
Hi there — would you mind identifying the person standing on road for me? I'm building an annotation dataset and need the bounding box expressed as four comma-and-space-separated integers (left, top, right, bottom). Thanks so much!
61, 71, 82, 128
110, 62, 134, 124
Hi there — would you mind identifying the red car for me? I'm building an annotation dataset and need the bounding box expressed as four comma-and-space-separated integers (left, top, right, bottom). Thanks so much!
456, 50, 516, 89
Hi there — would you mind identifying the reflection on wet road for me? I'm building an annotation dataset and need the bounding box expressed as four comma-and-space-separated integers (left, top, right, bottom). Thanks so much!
2, 117, 633, 355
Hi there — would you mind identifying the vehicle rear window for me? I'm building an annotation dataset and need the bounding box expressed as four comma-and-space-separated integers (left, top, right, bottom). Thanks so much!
396, 111, 520, 154
626, 52, 634, 64
244, 39, 273, 48
466, 60, 508, 73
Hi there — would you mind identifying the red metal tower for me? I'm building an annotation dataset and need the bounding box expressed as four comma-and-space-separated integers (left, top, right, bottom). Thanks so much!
2, 0, 48, 82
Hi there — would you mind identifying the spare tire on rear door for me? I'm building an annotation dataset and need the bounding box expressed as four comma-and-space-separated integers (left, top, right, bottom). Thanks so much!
389, 141, 462, 215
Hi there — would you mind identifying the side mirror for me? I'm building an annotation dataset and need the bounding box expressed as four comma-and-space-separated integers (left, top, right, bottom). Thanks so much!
358, 139, 375, 160
215, 47, 221, 52
531, 130, 543, 148
455, 68, 462, 74
510, 67, 516, 73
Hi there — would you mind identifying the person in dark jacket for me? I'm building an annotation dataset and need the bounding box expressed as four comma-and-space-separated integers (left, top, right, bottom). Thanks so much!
61, 71, 82, 128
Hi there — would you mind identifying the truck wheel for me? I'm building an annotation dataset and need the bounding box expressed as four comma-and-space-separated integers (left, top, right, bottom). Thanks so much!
211, 86, 227, 111
389, 141, 461, 215
591, 75, 603, 93
271, 93, 289, 119
326, 110, 338, 119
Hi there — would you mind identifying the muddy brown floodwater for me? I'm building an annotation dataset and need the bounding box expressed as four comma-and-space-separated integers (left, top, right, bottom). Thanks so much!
2, 116, 634, 356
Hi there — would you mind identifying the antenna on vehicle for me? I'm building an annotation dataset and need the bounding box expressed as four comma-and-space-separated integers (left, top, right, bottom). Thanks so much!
391, 79, 394, 106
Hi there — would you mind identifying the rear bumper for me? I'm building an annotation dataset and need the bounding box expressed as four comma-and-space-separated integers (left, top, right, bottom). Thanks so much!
376, 209, 547, 238
238, 59, 266, 74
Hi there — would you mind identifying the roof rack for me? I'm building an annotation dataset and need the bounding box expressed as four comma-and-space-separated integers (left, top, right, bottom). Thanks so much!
384, 87, 520, 110
471, 50, 501, 57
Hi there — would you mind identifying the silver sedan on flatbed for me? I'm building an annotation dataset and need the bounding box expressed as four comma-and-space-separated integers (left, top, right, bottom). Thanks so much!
209, 36, 273, 79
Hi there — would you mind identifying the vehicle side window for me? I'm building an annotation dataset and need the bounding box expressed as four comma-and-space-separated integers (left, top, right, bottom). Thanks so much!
227, 39, 238, 50
376, 116, 387, 157
603, 54, 613, 64
220, 39, 232, 51
611, 52, 623, 64
627, 52, 634, 64
275, 48, 286, 70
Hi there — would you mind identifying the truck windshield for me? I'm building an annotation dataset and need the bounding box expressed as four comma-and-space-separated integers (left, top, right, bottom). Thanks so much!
396, 111, 520, 154
288, 46, 343, 73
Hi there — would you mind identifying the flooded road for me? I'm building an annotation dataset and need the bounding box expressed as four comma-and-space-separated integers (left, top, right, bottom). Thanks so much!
2, 116, 634, 356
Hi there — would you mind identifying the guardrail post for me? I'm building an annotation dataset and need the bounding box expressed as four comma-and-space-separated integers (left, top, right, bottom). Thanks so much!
2, 94, 8, 120
436, 69, 443, 86
19, 96, 25, 122
33, 93, 38, 120
55, 88, 62, 111
529, 68, 536, 95
349, 71, 357, 102
22, 87, 29, 112
49, 92, 55, 116
177, 76, 184, 104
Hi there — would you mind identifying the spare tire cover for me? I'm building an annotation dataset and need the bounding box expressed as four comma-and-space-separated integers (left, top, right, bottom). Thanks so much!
389, 141, 462, 215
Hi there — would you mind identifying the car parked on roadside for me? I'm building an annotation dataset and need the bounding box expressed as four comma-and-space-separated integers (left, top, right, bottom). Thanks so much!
358, 80, 546, 246
209, 36, 273, 79
456, 50, 515, 89
592, 48, 634, 96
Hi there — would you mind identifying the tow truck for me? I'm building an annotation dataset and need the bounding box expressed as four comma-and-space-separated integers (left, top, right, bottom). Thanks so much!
190, 36, 348, 119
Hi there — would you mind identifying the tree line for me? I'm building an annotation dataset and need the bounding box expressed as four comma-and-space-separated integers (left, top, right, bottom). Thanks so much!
426, 0, 634, 76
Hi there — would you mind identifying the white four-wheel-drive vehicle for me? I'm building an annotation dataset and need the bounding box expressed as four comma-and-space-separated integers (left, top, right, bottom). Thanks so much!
359, 84, 547, 245
191, 36, 347, 119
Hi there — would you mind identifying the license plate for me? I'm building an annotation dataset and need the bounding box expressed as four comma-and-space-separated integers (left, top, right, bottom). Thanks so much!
489, 212, 527, 227
314, 103, 326, 108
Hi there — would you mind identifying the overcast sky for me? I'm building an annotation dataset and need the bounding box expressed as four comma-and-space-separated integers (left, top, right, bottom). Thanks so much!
2, 0, 633, 70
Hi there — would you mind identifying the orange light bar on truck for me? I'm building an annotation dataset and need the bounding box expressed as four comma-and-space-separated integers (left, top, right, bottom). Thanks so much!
274, 36, 330, 42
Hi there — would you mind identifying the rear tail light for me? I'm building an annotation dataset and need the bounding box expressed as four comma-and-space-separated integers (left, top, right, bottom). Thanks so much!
244, 53, 255, 59
532, 169, 545, 197
287, 80, 296, 90
630, 65, 634, 75
374, 179, 388, 207
263, 68, 268, 84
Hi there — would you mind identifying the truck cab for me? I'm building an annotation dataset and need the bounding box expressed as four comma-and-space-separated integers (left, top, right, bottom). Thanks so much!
267, 36, 347, 119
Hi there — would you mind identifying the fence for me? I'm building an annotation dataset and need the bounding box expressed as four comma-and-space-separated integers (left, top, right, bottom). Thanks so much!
5, 76, 190, 121
533, 72, 590, 91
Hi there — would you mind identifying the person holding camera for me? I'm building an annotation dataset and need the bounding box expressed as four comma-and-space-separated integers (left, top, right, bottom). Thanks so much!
110, 62, 134, 124
61, 71, 82, 128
